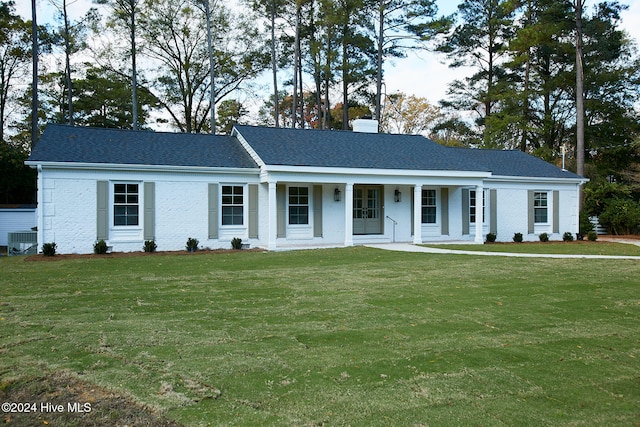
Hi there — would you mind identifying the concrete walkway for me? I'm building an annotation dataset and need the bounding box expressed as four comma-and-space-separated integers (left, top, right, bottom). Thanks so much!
365, 241, 640, 260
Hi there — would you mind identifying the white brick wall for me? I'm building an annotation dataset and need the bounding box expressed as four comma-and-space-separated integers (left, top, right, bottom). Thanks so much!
38, 168, 260, 254
36, 167, 581, 253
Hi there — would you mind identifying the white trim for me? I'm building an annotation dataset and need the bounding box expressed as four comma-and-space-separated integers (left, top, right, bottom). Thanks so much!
262, 164, 492, 179
487, 175, 587, 185
231, 128, 266, 168
26, 161, 259, 175
37, 165, 44, 251
220, 183, 248, 228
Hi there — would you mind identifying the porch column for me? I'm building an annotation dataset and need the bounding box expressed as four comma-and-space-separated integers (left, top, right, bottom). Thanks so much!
413, 185, 422, 244
475, 184, 484, 243
344, 183, 353, 246
268, 181, 277, 250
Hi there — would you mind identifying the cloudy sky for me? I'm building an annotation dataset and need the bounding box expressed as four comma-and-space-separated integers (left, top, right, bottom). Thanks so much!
16, 0, 640, 111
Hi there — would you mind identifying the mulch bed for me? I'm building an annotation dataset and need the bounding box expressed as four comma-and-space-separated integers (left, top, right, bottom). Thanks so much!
24, 247, 265, 262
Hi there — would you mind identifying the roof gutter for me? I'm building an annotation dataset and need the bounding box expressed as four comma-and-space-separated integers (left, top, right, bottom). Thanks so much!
486, 174, 588, 185
25, 160, 260, 175
261, 164, 493, 179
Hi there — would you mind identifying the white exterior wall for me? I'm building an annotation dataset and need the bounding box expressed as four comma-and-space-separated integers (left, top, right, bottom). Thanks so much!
37, 168, 260, 254
35, 165, 581, 253
490, 181, 579, 242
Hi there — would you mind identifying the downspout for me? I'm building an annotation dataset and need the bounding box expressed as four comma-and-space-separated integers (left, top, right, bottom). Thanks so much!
37, 165, 44, 252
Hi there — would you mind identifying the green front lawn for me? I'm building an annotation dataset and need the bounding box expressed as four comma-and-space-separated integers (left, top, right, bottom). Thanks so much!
1, 248, 638, 426
425, 241, 640, 256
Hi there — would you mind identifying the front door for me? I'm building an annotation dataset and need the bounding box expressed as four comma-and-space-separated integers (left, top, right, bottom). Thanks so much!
353, 185, 383, 235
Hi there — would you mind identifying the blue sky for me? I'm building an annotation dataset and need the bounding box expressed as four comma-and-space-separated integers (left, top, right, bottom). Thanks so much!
17, 0, 640, 112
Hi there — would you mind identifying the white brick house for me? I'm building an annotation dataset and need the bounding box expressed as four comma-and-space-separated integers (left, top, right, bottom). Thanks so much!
26, 122, 586, 254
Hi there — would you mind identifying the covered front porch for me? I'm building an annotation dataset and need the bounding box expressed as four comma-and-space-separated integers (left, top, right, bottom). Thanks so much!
261, 175, 491, 251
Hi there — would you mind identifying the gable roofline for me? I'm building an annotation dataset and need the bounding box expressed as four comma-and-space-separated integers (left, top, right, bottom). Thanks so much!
231, 126, 266, 167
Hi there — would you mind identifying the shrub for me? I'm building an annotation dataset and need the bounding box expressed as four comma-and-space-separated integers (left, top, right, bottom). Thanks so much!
563, 232, 574, 242
143, 240, 157, 253
485, 233, 496, 243
186, 237, 199, 252
597, 198, 640, 235
94, 239, 109, 254
579, 211, 594, 236
231, 237, 243, 250
588, 231, 598, 241
539, 233, 549, 242
513, 232, 523, 243
42, 242, 57, 256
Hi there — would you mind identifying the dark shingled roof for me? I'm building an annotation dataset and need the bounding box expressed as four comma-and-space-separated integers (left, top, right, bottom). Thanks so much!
28, 124, 258, 169
29, 123, 582, 180
235, 125, 581, 179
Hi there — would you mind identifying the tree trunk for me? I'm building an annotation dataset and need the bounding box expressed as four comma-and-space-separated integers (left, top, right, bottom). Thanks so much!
342, 24, 348, 130
130, 0, 139, 130
204, 0, 215, 134
31, 0, 38, 146
271, 0, 279, 127
63, 0, 74, 125
292, 2, 300, 128
575, 0, 585, 208
375, 0, 383, 126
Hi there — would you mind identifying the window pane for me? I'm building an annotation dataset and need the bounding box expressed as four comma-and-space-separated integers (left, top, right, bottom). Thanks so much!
113, 184, 139, 226
222, 206, 243, 225
289, 206, 309, 224
422, 207, 436, 223
534, 192, 547, 207
222, 186, 243, 224
534, 208, 547, 223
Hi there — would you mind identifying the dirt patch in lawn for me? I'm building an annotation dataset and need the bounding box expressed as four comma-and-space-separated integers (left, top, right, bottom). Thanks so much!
1, 372, 183, 426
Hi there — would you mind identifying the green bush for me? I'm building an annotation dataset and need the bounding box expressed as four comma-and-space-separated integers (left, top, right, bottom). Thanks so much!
513, 232, 523, 243
94, 239, 109, 254
485, 232, 496, 243
231, 237, 243, 250
583, 181, 631, 217
186, 237, 199, 252
143, 240, 157, 253
539, 233, 549, 242
588, 231, 598, 241
42, 242, 57, 256
579, 211, 594, 236
598, 198, 640, 235
563, 232, 574, 242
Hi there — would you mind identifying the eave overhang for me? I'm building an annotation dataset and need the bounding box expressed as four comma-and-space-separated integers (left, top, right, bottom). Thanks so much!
25, 160, 260, 175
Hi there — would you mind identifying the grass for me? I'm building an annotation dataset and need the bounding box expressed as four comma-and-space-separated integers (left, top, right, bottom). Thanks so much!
425, 241, 640, 256
1, 247, 639, 426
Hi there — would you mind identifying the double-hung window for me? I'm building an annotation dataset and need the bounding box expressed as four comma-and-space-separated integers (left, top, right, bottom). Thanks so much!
421, 189, 437, 224
534, 192, 548, 223
222, 185, 244, 225
289, 187, 309, 225
114, 183, 139, 226
469, 190, 486, 224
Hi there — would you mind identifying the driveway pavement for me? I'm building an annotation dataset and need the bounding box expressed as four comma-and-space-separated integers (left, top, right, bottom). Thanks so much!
366, 240, 640, 260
